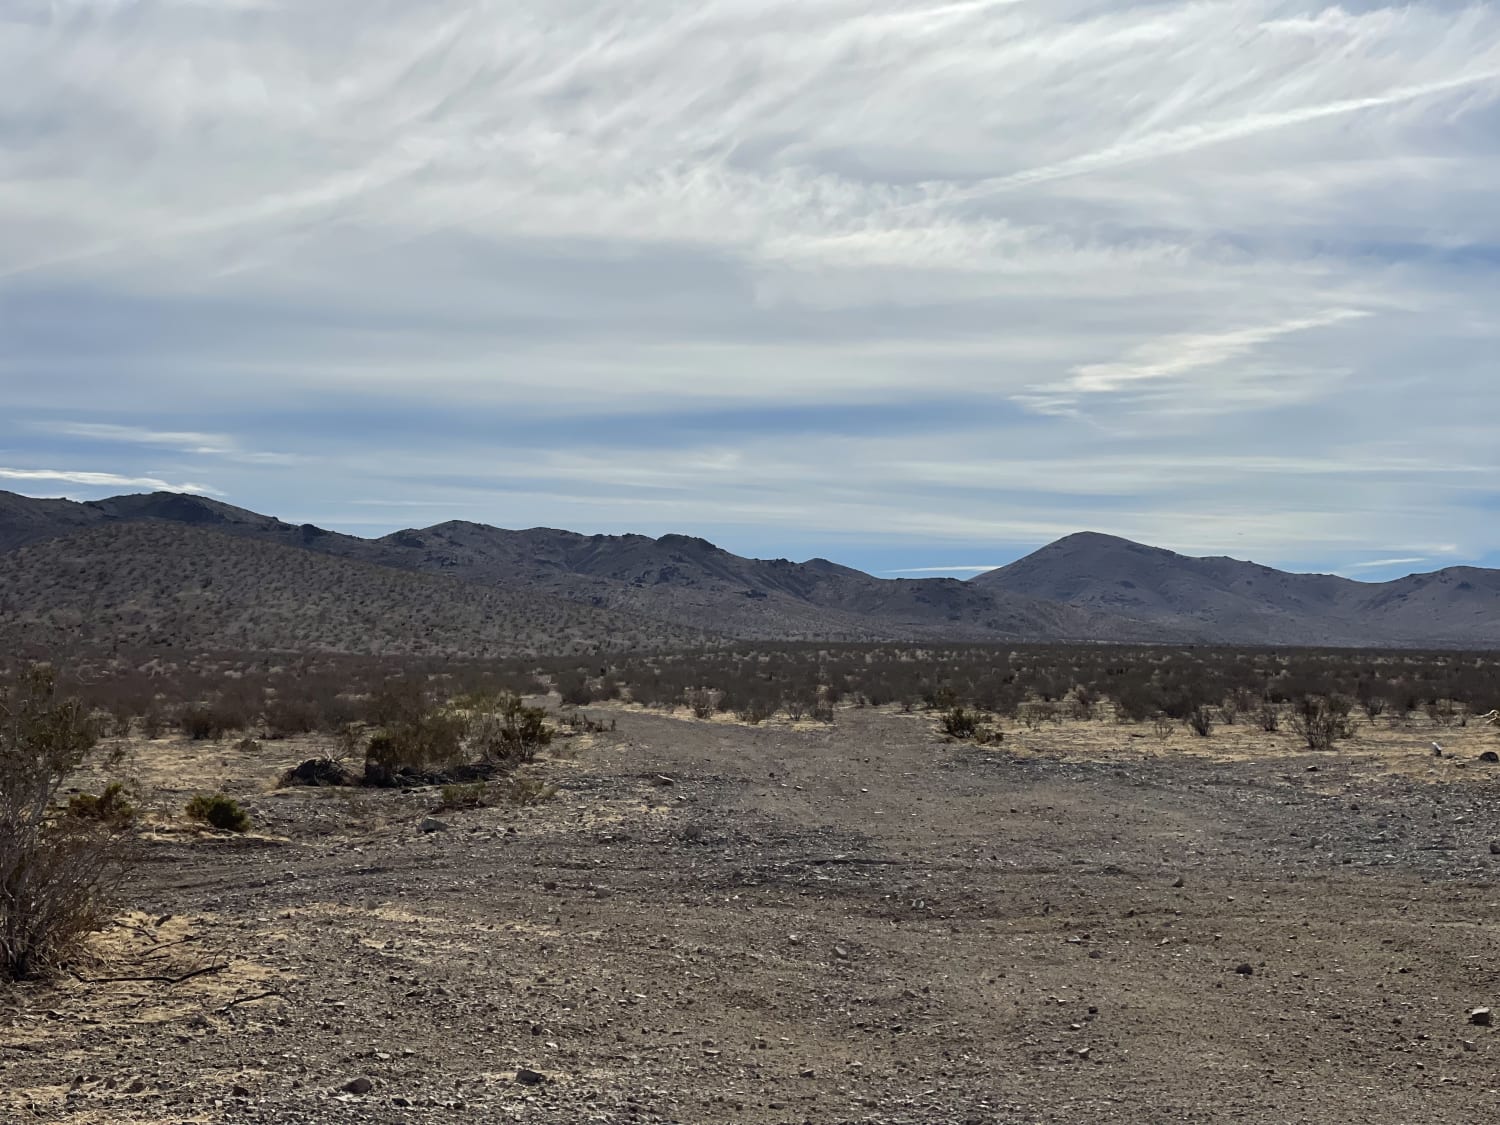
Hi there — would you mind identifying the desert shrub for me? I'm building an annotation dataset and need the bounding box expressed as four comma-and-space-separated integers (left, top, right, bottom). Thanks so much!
262, 695, 321, 738
556, 672, 593, 707
1288, 695, 1355, 751
185, 792, 251, 832
505, 776, 558, 806
685, 688, 720, 720
139, 701, 166, 740
940, 707, 985, 741
436, 781, 492, 811
736, 697, 775, 725
1152, 712, 1175, 741
1254, 701, 1280, 732
1185, 704, 1213, 738
466, 693, 553, 764
67, 782, 136, 827
178, 704, 226, 741
811, 697, 836, 724
1017, 700, 1057, 730
364, 709, 466, 783
1, 666, 128, 980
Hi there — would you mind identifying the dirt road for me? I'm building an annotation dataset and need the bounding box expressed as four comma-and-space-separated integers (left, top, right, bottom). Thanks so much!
5, 706, 1499, 1123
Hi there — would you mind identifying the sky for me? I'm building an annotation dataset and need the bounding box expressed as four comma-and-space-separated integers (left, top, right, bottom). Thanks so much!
2, 0, 1499, 582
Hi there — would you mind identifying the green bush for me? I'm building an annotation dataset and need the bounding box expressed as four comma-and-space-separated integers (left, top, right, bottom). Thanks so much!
67, 782, 137, 827
185, 793, 251, 833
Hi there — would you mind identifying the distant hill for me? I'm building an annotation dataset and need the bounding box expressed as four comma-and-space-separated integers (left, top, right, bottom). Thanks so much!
1, 490, 1497, 652
0, 520, 711, 657
973, 531, 1500, 647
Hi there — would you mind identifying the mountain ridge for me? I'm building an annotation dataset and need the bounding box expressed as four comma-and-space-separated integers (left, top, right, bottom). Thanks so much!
1, 489, 1496, 650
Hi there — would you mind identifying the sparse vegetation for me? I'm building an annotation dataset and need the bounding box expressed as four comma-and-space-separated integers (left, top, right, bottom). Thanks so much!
939, 706, 1001, 745
67, 782, 137, 828
185, 792, 251, 833
1288, 694, 1356, 752
1, 666, 127, 980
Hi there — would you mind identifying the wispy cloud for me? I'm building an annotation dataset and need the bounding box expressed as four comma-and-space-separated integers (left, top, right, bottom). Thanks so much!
0, 1, 1497, 572
37, 422, 237, 455
0, 468, 222, 495
32, 421, 301, 465
1346, 556, 1429, 570
885, 565, 1004, 574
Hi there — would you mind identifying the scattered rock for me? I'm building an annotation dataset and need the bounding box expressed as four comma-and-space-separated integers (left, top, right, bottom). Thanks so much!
1469, 1008, 1492, 1027
514, 1068, 546, 1086
1172, 875, 1185, 888
341, 1077, 374, 1095
419, 817, 449, 834
231, 1085, 250, 1098
1490, 842, 1500, 856
1235, 963, 1255, 976
124, 1079, 146, 1094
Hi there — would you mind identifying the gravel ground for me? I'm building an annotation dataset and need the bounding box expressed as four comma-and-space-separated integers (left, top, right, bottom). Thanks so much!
4, 706, 1499, 1124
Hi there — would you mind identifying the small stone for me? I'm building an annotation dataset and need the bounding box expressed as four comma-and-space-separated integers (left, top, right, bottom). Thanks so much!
1469, 1008, 1492, 1027
833, 945, 850, 960
1490, 842, 1500, 856
514, 1068, 546, 1086
1480, 751, 1500, 764
341, 1077, 374, 1095
1171, 875, 1185, 888
419, 817, 448, 833
1235, 963, 1254, 976
124, 1079, 146, 1094
231, 1085, 250, 1099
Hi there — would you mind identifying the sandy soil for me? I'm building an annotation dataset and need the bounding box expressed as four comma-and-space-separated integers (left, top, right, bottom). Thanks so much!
4, 707, 1499, 1123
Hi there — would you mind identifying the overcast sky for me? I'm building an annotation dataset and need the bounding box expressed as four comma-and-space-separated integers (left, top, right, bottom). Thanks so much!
3, 0, 1498, 580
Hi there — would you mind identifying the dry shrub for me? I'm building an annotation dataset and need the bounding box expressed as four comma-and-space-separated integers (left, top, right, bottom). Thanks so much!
67, 782, 137, 827
1, 666, 130, 980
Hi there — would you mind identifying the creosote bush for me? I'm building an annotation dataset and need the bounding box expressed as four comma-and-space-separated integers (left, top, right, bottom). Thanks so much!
939, 707, 1001, 745
185, 792, 251, 833
2, 665, 128, 980
1288, 694, 1356, 752
67, 782, 137, 828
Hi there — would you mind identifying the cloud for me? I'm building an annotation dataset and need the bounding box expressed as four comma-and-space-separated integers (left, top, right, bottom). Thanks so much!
31, 421, 301, 464
37, 422, 237, 454
884, 565, 1004, 574
0, 467, 223, 495
1345, 556, 1429, 570
0, 1, 1498, 573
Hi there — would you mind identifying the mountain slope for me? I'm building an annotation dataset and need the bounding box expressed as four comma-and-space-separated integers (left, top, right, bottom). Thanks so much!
3, 490, 1497, 648
974, 532, 1500, 647
0, 491, 1140, 644
0, 521, 712, 656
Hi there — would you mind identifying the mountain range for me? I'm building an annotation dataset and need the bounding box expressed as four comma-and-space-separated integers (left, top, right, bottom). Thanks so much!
2, 489, 1496, 654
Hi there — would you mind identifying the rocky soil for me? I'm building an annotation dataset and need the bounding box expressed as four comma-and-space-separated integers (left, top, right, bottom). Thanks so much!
4, 707, 1499, 1123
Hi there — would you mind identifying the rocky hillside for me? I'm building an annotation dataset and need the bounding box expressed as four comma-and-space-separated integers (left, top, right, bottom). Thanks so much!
3, 490, 1497, 650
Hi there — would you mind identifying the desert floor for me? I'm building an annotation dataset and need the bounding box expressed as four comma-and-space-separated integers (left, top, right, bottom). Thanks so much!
4, 705, 1499, 1124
